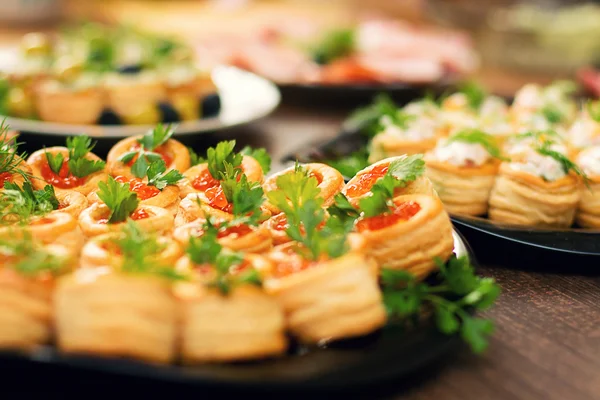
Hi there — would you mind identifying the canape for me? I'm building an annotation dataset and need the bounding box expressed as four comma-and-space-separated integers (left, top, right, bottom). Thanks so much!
103, 70, 167, 121
0, 126, 32, 190
27, 136, 107, 196
488, 141, 583, 227
106, 124, 190, 179
0, 237, 74, 351
175, 237, 286, 363
424, 131, 502, 216
575, 146, 600, 228
263, 163, 344, 214
35, 75, 104, 125
342, 155, 434, 206
78, 177, 174, 237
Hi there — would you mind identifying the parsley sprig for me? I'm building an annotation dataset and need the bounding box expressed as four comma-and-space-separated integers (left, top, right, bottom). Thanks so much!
54, 136, 106, 178
188, 147, 205, 166
382, 254, 500, 353
266, 165, 353, 261
447, 129, 509, 161
0, 233, 68, 277
118, 124, 175, 178
325, 148, 370, 179
111, 220, 187, 281
206, 140, 243, 181
218, 164, 266, 227
96, 177, 139, 224
185, 223, 261, 294
0, 182, 59, 226
146, 159, 183, 189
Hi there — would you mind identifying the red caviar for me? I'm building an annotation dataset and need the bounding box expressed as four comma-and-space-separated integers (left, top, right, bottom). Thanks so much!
345, 164, 389, 198
131, 209, 150, 221
205, 185, 233, 213
216, 224, 253, 239
0, 172, 12, 187
356, 201, 421, 232
191, 169, 220, 191
114, 175, 160, 200
40, 159, 85, 189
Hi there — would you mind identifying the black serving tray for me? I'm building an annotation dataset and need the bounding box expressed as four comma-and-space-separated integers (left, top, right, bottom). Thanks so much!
0, 232, 474, 394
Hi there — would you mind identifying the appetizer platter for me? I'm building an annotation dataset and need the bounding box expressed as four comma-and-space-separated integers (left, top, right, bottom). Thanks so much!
195, 18, 478, 93
0, 121, 499, 388
284, 81, 600, 254
0, 24, 280, 137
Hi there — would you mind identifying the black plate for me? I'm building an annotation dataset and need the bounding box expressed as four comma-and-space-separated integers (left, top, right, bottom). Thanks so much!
278, 79, 457, 109
283, 131, 600, 258
0, 231, 474, 393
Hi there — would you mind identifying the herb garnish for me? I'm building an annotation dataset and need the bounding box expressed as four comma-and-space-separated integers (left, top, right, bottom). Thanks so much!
185, 223, 261, 294
118, 124, 175, 178
111, 220, 187, 280
266, 165, 354, 261
325, 148, 370, 179
96, 176, 139, 224
206, 140, 243, 180
146, 159, 183, 189
188, 147, 206, 166
456, 81, 487, 111
218, 164, 266, 227
0, 233, 67, 276
0, 182, 59, 225
310, 28, 355, 65
44, 136, 105, 178
0, 120, 29, 183
586, 100, 600, 123
344, 94, 410, 137
535, 140, 588, 182
382, 254, 499, 353
447, 129, 508, 161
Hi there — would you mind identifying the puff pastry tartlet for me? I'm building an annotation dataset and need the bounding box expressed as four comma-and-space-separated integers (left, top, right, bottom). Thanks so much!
27, 137, 107, 196
424, 132, 501, 216
175, 242, 286, 362
0, 128, 32, 189
106, 125, 190, 179
262, 244, 386, 343
103, 71, 167, 122
575, 146, 600, 227
55, 268, 178, 364
263, 163, 344, 214
343, 155, 435, 206
488, 143, 582, 227
0, 238, 73, 350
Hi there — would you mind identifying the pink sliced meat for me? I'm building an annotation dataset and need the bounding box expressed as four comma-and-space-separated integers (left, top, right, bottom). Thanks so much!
357, 55, 445, 84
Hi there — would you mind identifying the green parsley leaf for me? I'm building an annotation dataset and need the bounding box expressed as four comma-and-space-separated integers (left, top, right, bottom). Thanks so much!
146, 159, 183, 190
387, 154, 426, 183
96, 177, 139, 224
241, 146, 271, 174
327, 193, 360, 223
447, 129, 509, 161
266, 165, 352, 261
382, 254, 500, 354
207, 140, 243, 181
65, 135, 106, 178
45, 151, 64, 174
138, 124, 174, 151
344, 93, 399, 136
311, 28, 355, 65
540, 104, 564, 124
188, 146, 206, 166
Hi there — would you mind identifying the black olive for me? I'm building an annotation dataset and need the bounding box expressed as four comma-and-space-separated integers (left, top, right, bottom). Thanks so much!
200, 93, 221, 118
96, 108, 122, 125
158, 102, 181, 123
117, 64, 143, 74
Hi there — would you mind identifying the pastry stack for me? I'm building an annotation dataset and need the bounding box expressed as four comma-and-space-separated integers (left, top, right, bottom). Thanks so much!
0, 122, 456, 364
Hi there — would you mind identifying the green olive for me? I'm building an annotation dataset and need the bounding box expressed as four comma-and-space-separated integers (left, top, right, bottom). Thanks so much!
7, 87, 35, 118
123, 103, 161, 125
172, 96, 199, 121
20, 32, 52, 58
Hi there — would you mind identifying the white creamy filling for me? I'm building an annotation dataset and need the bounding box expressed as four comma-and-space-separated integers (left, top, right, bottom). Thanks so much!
479, 96, 509, 118
577, 146, 600, 177
430, 140, 491, 167
403, 100, 439, 119
509, 150, 567, 181
380, 115, 437, 141
568, 117, 600, 149
513, 84, 543, 110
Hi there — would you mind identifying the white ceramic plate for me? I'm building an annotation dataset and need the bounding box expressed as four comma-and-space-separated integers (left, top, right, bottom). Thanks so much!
0, 65, 280, 138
